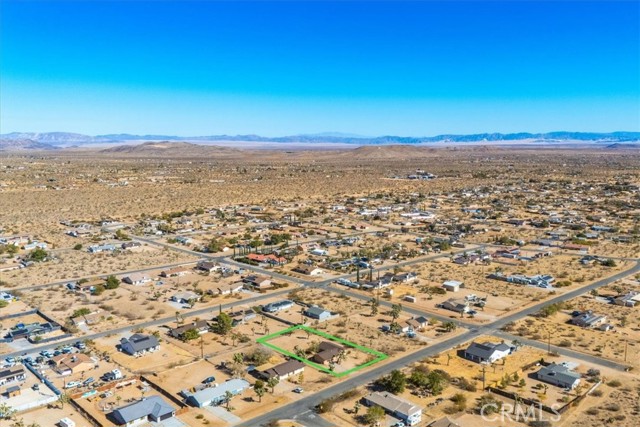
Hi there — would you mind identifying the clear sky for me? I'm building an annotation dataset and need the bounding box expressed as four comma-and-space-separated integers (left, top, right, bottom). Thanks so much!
1, 0, 639, 136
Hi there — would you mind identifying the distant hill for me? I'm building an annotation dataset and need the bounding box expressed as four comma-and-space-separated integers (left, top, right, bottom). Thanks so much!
0, 138, 58, 151
1, 131, 638, 147
100, 141, 242, 157
605, 143, 640, 149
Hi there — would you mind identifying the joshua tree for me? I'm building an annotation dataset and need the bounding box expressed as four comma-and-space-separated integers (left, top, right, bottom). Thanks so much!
224, 390, 234, 410
254, 380, 266, 402
267, 377, 279, 394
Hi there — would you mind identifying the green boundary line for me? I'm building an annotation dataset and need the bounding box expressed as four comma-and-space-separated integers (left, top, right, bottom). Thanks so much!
256, 325, 387, 378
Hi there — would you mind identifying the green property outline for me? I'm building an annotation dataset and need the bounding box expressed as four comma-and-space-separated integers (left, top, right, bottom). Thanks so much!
256, 325, 387, 378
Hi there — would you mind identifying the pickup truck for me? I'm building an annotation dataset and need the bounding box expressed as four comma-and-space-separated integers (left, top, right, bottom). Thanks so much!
64, 381, 80, 389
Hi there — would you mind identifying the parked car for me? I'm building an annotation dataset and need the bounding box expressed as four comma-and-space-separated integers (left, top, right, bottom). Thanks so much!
202, 376, 216, 384
293, 387, 304, 393
83, 377, 94, 386
64, 381, 80, 389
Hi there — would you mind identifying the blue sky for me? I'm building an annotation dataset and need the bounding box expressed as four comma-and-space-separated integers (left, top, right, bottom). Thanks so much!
1, 0, 639, 136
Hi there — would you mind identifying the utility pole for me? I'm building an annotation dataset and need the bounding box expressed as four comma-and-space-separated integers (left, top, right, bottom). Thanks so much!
481, 365, 487, 390
547, 330, 551, 355
624, 339, 628, 362
200, 335, 204, 360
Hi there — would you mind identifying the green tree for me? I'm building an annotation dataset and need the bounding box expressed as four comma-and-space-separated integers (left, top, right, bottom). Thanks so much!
377, 370, 406, 394
254, 380, 266, 402
390, 303, 402, 322
0, 300, 8, 309
443, 321, 457, 332
29, 248, 48, 262
104, 275, 120, 290
214, 312, 233, 335
426, 371, 448, 395
369, 298, 379, 316
181, 329, 200, 341
73, 243, 83, 250
267, 377, 279, 394
0, 402, 17, 423
364, 405, 386, 427
224, 390, 234, 410
71, 308, 91, 318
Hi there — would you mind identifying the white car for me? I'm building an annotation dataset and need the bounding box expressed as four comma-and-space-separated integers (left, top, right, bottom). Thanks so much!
64, 381, 80, 389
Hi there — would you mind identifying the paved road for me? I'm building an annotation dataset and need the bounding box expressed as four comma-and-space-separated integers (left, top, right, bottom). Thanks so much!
4, 227, 638, 426
1, 288, 292, 360
2, 260, 199, 293
237, 260, 640, 426
236, 330, 478, 427
492, 330, 629, 371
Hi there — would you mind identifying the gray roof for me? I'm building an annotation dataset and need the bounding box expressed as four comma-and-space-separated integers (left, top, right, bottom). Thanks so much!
464, 342, 510, 361
110, 396, 174, 424
186, 379, 250, 407
304, 306, 330, 317
121, 333, 159, 353
261, 360, 305, 379
363, 392, 421, 417
536, 363, 581, 385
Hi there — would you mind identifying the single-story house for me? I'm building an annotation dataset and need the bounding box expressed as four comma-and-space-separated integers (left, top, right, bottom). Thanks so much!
362, 392, 422, 426
535, 363, 581, 389
442, 280, 463, 292
51, 353, 95, 375
393, 272, 418, 283
570, 311, 607, 328
196, 261, 219, 273
122, 273, 152, 286
303, 306, 332, 321
6, 322, 57, 340
405, 316, 429, 331
171, 291, 200, 305
185, 379, 250, 407
259, 360, 305, 381
243, 274, 272, 289
293, 264, 324, 276
160, 266, 191, 278
168, 320, 210, 339
262, 300, 294, 313
309, 248, 329, 256
88, 244, 116, 254
0, 366, 26, 386
312, 341, 344, 365
614, 291, 640, 307
71, 310, 106, 327
120, 334, 160, 357
246, 253, 287, 265
440, 299, 470, 314
463, 341, 512, 364
229, 309, 256, 326
121, 241, 142, 250
217, 282, 244, 295
109, 395, 176, 426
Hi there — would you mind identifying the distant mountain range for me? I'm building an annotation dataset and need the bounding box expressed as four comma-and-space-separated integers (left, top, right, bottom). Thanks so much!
0, 138, 60, 151
1, 131, 638, 149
